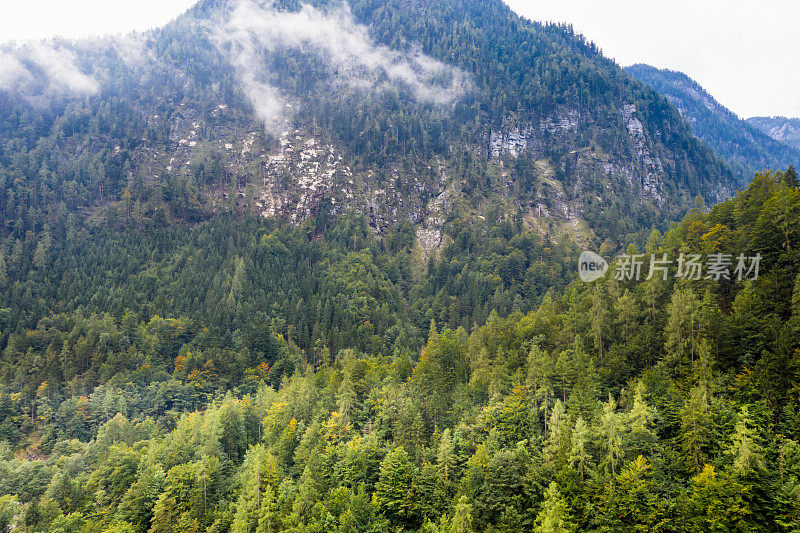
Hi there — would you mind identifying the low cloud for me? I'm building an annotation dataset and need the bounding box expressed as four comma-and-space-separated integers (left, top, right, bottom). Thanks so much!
27, 43, 99, 94
108, 34, 150, 67
210, 4, 290, 133
0, 52, 33, 91
212, 0, 471, 131
0, 42, 99, 97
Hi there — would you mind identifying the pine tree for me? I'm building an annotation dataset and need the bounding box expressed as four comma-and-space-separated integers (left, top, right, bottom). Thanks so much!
599, 393, 625, 479
785, 165, 799, 188
0, 255, 7, 287
0, 495, 19, 533
373, 447, 417, 526
569, 416, 591, 481
681, 384, 712, 473
534, 482, 575, 533
793, 272, 800, 318
614, 289, 638, 339
626, 382, 657, 458
728, 406, 765, 477
256, 485, 279, 533
33, 240, 48, 269
336, 372, 357, 425
437, 428, 457, 483
566, 338, 599, 420
449, 496, 474, 533
544, 399, 568, 468
589, 284, 610, 359
666, 288, 699, 365
603, 455, 659, 531
526, 344, 554, 409
231, 445, 279, 533
684, 465, 750, 531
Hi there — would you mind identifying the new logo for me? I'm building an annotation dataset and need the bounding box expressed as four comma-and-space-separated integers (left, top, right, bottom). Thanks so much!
578, 251, 608, 282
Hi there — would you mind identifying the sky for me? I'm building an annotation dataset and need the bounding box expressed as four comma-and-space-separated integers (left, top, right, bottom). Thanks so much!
504, 0, 800, 119
0, 0, 197, 42
0, 0, 797, 118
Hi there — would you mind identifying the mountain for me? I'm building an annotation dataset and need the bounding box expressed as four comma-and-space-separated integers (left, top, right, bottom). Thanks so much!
747, 116, 800, 150
626, 64, 800, 181
0, 0, 739, 250
3, 1, 800, 531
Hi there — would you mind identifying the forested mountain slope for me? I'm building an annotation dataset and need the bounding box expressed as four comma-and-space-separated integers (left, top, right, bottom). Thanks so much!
748, 116, 800, 150
626, 64, 800, 181
0, 166, 798, 532
2, 0, 795, 531
0, 0, 737, 248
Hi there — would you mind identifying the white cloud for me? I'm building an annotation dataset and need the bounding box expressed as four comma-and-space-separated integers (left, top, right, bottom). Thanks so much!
0, 52, 33, 90
27, 43, 99, 94
0, 42, 98, 96
107, 34, 150, 67
0, 0, 795, 119
212, 0, 471, 131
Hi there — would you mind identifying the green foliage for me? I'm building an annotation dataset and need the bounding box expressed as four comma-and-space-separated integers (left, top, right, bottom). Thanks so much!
534, 482, 575, 533
0, 168, 799, 532
373, 447, 417, 527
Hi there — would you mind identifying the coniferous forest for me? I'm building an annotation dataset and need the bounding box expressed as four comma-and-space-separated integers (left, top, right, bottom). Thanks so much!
0, 168, 799, 532
2, 0, 800, 531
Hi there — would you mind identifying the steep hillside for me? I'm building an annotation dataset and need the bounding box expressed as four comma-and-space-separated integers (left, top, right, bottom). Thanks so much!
627, 64, 800, 181
748, 116, 800, 150
2, 2, 800, 531
0, 0, 737, 249
1, 167, 799, 533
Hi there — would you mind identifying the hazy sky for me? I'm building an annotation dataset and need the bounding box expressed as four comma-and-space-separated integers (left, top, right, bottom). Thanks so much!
0, 0, 797, 118
0, 0, 197, 41
505, 0, 800, 119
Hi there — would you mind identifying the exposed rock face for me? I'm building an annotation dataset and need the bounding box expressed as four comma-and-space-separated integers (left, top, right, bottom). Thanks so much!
134, 101, 446, 233
253, 134, 346, 223
414, 180, 456, 256
619, 103, 665, 202
488, 111, 579, 159
488, 107, 668, 205
415, 227, 443, 257
121, 89, 731, 244
489, 126, 534, 158
0, 0, 746, 254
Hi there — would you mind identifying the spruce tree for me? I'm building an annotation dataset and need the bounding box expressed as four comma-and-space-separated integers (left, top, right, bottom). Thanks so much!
534, 482, 575, 533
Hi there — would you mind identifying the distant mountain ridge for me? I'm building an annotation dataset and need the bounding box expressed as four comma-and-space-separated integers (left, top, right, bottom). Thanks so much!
747, 116, 800, 150
625, 64, 800, 181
